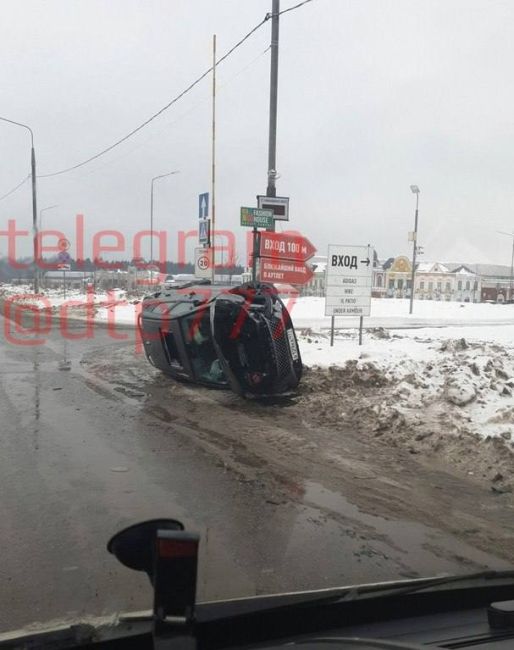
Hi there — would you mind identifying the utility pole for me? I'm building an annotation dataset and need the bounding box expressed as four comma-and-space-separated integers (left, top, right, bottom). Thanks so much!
266, 0, 280, 204
253, 0, 280, 282
409, 185, 420, 315
211, 34, 217, 284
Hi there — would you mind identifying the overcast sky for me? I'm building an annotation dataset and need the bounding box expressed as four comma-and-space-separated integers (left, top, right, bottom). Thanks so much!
1, 0, 513, 265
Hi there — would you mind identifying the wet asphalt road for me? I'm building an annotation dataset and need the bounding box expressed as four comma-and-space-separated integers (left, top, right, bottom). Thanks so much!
0, 314, 510, 632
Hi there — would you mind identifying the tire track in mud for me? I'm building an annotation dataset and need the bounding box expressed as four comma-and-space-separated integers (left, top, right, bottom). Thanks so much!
79, 344, 514, 570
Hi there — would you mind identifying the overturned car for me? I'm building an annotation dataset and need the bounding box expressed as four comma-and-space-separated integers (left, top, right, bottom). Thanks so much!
138, 281, 302, 397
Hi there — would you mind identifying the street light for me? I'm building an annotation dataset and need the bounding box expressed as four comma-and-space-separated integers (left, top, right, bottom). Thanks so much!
150, 171, 179, 277
0, 116, 39, 293
497, 231, 514, 301
409, 185, 420, 315
40, 204, 58, 231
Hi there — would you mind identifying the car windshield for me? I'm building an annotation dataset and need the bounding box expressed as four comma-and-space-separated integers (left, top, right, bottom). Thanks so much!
2, 0, 514, 637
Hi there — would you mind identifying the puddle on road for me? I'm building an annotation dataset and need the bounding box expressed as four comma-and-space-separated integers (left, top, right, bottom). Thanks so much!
301, 481, 511, 577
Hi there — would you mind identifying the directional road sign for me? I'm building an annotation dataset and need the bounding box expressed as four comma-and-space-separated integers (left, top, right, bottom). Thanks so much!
257, 195, 289, 221
260, 258, 314, 285
325, 245, 374, 317
260, 232, 316, 262
240, 207, 274, 228
194, 247, 212, 279
198, 192, 209, 219
199, 218, 210, 245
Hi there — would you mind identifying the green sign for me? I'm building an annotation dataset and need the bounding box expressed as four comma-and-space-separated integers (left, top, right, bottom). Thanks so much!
240, 207, 274, 228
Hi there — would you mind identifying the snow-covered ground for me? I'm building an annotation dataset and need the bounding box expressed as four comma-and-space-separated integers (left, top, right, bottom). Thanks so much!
291, 296, 514, 330
0, 284, 128, 309
3, 286, 513, 333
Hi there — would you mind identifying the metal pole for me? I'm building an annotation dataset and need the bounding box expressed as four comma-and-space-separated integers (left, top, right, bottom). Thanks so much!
211, 34, 217, 283
510, 237, 514, 301
150, 179, 155, 265
149, 171, 179, 282
409, 191, 419, 315
330, 315, 335, 347
265, 0, 280, 232
150, 179, 155, 285
31, 145, 39, 293
252, 228, 259, 282
0, 117, 38, 293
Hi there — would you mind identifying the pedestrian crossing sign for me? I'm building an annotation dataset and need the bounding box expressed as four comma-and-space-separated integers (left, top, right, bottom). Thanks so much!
199, 218, 210, 245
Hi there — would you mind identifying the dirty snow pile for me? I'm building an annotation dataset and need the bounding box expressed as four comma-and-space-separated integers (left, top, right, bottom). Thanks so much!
299, 330, 514, 440
297, 327, 514, 488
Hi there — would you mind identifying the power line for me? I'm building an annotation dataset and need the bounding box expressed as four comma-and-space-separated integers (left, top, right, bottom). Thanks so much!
41, 45, 272, 185
0, 174, 30, 202
0, 0, 316, 194
277, 0, 314, 17
38, 16, 270, 179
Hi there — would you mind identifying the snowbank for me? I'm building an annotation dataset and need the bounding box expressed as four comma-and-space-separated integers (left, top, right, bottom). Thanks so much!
299, 329, 514, 445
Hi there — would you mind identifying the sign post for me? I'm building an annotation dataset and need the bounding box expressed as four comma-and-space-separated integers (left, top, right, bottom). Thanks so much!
194, 247, 212, 279
325, 244, 374, 347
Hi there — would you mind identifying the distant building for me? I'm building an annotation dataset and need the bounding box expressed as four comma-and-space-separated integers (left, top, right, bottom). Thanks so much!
412, 263, 480, 302
443, 263, 511, 303
42, 270, 93, 290
385, 256, 412, 298
372, 257, 386, 298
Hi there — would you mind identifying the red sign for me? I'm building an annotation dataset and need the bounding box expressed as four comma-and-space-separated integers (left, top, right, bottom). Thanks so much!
260, 258, 314, 285
259, 232, 316, 262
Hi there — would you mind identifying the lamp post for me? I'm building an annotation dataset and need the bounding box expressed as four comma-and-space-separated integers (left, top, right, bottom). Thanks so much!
409, 185, 420, 315
497, 231, 514, 302
150, 171, 179, 280
0, 116, 38, 292
39, 204, 58, 231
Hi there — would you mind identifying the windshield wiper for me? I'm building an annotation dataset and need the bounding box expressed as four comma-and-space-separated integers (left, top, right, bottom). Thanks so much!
335, 569, 514, 602
221, 570, 514, 615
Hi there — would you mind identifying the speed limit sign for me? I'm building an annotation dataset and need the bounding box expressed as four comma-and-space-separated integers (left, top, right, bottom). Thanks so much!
195, 247, 212, 278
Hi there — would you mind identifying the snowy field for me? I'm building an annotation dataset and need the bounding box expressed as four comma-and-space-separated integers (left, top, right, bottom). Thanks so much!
2, 286, 513, 334
291, 296, 514, 331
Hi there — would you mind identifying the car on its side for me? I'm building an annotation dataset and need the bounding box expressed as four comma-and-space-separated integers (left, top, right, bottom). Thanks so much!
138, 281, 302, 397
